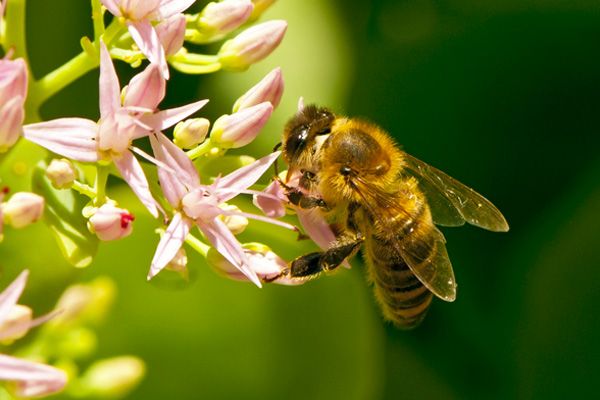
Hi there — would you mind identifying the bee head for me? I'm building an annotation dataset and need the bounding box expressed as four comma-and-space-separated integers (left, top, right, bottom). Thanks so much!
282, 104, 335, 165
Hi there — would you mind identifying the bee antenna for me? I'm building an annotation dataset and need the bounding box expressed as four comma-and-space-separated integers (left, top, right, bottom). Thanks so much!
271, 142, 290, 189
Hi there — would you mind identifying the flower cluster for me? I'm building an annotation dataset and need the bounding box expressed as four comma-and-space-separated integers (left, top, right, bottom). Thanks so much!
0, 0, 316, 396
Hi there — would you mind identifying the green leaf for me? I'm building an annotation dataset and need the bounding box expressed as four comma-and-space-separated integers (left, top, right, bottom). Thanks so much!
32, 161, 99, 267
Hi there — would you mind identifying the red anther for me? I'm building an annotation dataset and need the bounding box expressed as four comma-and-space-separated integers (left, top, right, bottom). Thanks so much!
120, 213, 135, 229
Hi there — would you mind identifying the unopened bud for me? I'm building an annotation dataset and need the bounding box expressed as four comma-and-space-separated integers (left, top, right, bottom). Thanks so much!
219, 204, 248, 235
0, 304, 32, 342
52, 277, 116, 327
80, 356, 145, 398
196, 0, 254, 43
2, 192, 44, 228
233, 67, 284, 112
165, 248, 188, 273
45, 158, 76, 189
173, 118, 210, 149
210, 102, 272, 149
88, 204, 134, 241
218, 20, 287, 71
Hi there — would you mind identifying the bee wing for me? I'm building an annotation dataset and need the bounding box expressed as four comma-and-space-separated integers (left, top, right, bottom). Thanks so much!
352, 179, 458, 302
395, 226, 457, 302
401, 152, 509, 232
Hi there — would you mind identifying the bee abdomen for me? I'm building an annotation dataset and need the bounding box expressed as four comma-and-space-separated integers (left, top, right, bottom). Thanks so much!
367, 254, 433, 329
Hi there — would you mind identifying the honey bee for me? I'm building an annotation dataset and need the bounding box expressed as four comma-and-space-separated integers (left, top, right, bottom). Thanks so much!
277, 104, 509, 329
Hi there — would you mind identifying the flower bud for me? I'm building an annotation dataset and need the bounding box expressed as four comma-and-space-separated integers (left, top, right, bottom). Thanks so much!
156, 14, 186, 56
217, 20, 287, 71
233, 67, 284, 112
210, 102, 272, 148
2, 192, 44, 228
173, 118, 210, 149
219, 204, 248, 235
52, 277, 116, 327
207, 242, 301, 285
0, 304, 32, 342
165, 248, 188, 273
45, 158, 76, 189
80, 356, 145, 398
0, 58, 27, 152
88, 204, 134, 241
196, 0, 253, 43
249, 0, 277, 21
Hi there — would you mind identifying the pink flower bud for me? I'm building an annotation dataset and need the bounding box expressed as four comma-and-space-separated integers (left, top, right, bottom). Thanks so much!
0, 58, 27, 152
122, 65, 166, 110
0, 304, 33, 341
88, 204, 134, 241
166, 248, 188, 273
217, 20, 287, 71
218, 203, 248, 235
173, 118, 210, 149
156, 14, 186, 56
198, 0, 253, 40
2, 192, 44, 228
210, 102, 273, 148
45, 158, 76, 189
233, 67, 284, 112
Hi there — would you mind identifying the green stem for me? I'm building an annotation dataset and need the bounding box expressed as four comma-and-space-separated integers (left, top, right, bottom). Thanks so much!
3, 0, 28, 62
186, 139, 216, 160
25, 19, 124, 113
185, 233, 210, 257
91, 0, 105, 44
94, 165, 109, 205
72, 180, 97, 198
26, 51, 98, 113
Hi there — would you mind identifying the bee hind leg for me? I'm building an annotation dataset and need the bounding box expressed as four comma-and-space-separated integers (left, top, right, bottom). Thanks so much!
290, 237, 364, 279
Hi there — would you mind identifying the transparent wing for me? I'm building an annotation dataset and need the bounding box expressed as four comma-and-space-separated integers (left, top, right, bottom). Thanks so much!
401, 152, 509, 232
352, 176, 457, 302
396, 226, 456, 302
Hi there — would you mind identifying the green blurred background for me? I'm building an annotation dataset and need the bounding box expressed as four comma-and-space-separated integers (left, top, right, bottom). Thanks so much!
1, 0, 599, 398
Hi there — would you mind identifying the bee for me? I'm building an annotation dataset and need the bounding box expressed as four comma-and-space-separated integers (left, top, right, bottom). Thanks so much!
277, 104, 509, 329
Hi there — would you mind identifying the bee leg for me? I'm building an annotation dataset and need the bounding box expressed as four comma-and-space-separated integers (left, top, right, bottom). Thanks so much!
286, 188, 329, 210
290, 237, 364, 278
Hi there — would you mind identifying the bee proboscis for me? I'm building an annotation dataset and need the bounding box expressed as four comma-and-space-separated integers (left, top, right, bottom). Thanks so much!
277, 104, 509, 329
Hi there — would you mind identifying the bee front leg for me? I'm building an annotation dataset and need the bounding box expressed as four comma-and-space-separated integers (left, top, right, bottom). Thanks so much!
289, 235, 364, 279
286, 188, 329, 210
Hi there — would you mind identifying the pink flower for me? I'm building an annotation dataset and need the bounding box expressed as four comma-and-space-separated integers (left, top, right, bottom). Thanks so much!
101, 0, 196, 78
0, 57, 27, 153
207, 242, 301, 285
210, 102, 273, 148
88, 203, 135, 241
23, 43, 207, 217
0, 271, 67, 397
233, 67, 284, 112
252, 178, 286, 218
155, 14, 186, 57
148, 133, 294, 284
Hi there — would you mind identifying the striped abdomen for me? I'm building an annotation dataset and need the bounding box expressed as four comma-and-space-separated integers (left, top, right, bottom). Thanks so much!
362, 197, 437, 329
365, 243, 434, 329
